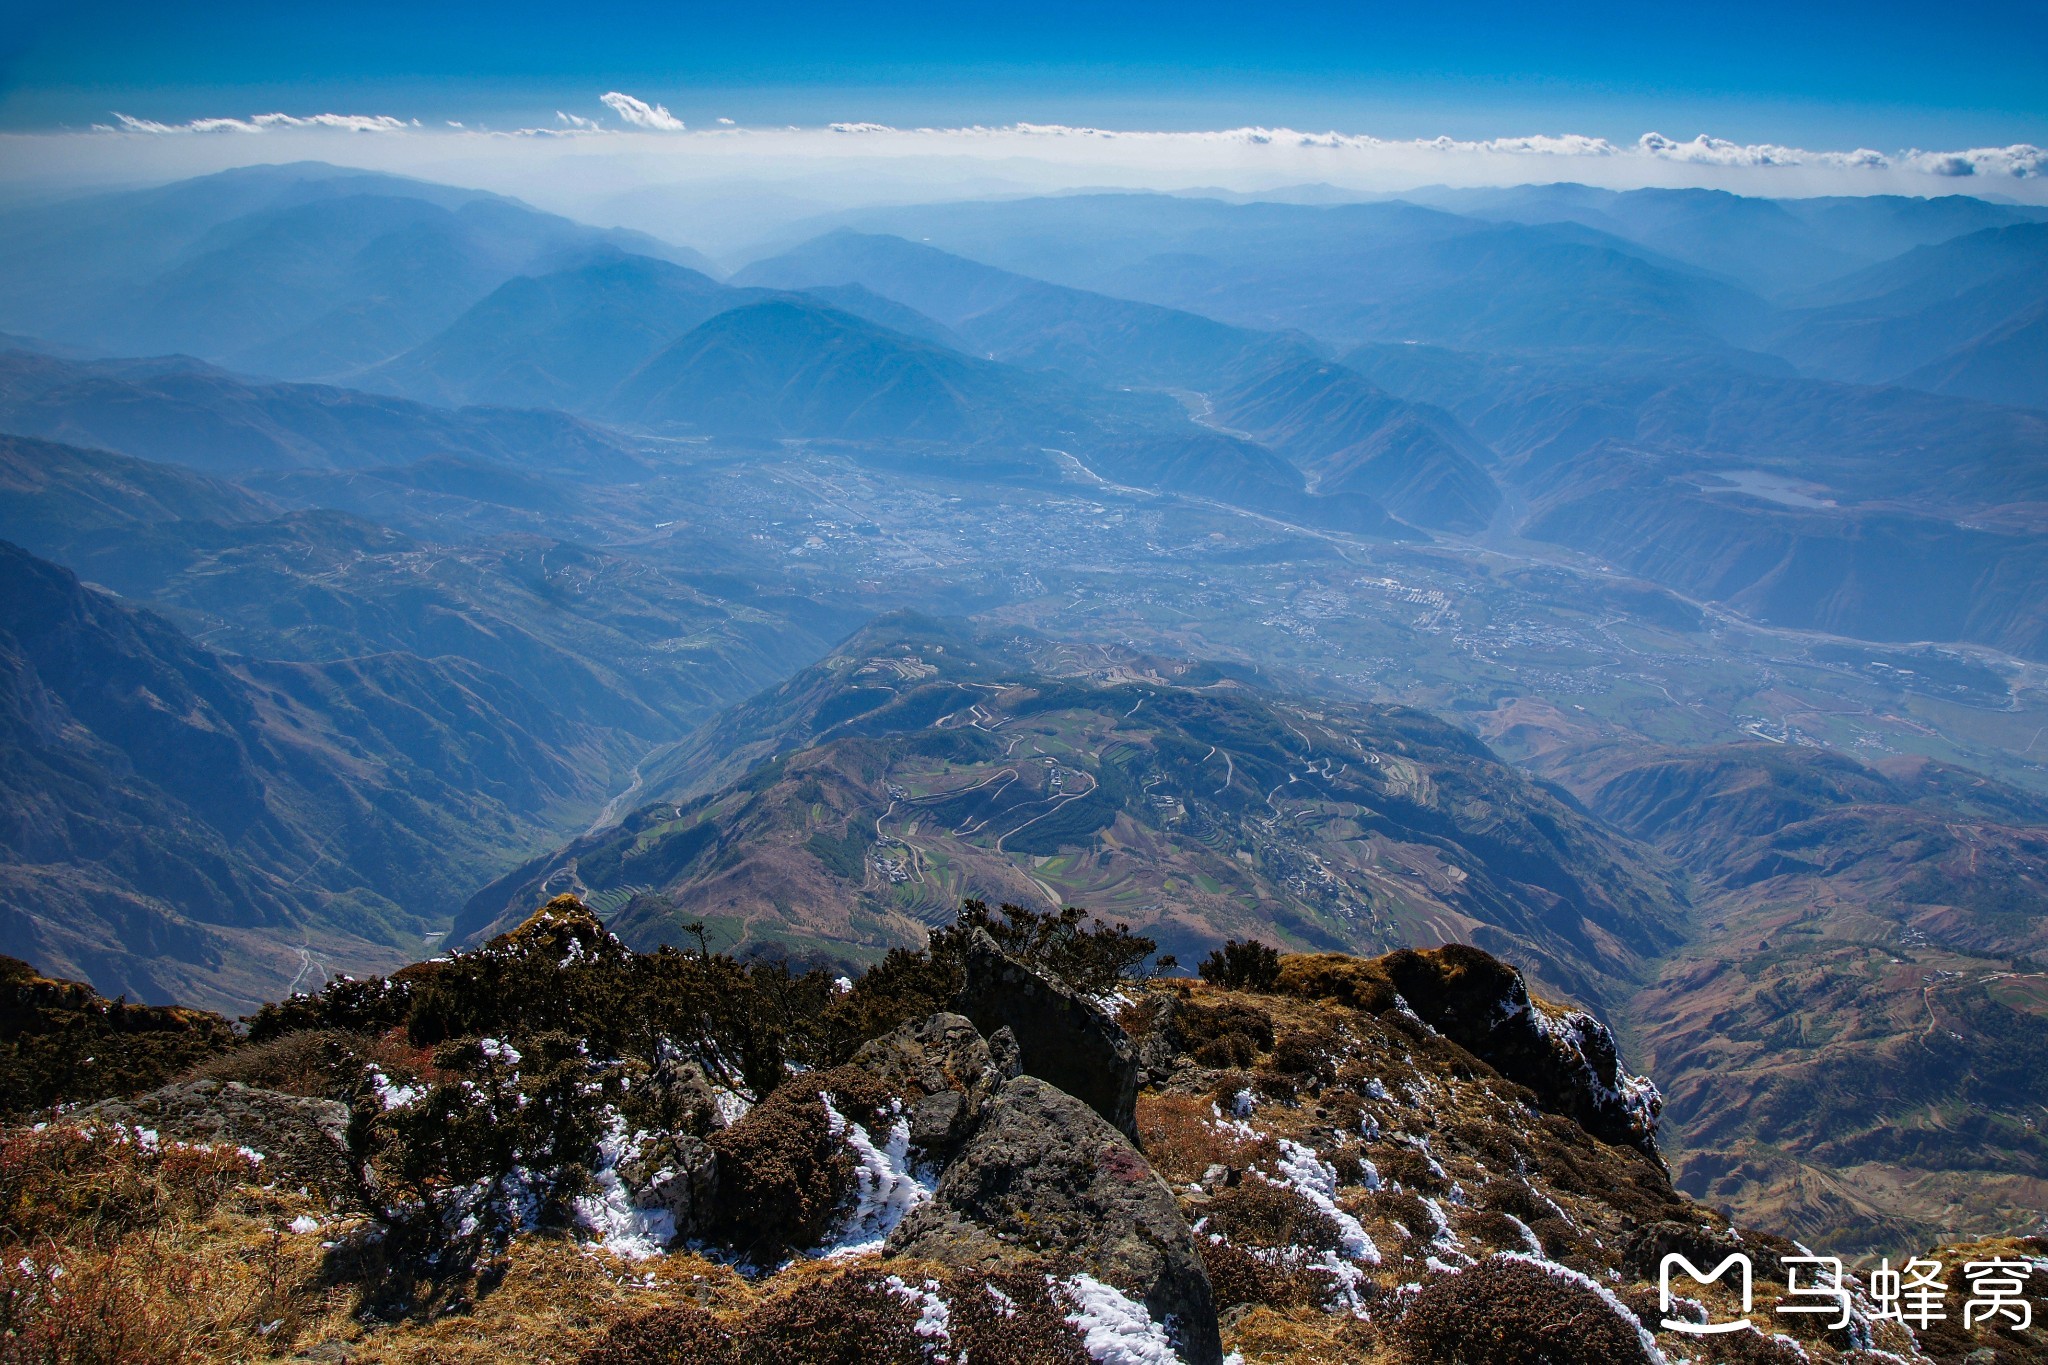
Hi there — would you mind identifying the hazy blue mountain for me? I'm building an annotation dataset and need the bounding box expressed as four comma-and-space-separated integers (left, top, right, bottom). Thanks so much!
363, 250, 741, 410
1342, 342, 2048, 655
1396, 185, 2048, 298
0, 163, 714, 378
1767, 223, 2048, 399
0, 538, 633, 1011
1904, 296, 2048, 409
1518, 447, 2048, 658
0, 432, 847, 747
736, 228, 1298, 387
599, 296, 1395, 534
0, 347, 651, 478
833, 194, 1775, 359
603, 296, 1073, 443
1343, 343, 2048, 514
1209, 358, 1501, 532
790, 282, 971, 349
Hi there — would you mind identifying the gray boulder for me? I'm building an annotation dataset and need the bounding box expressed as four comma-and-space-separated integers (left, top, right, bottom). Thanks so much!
617, 1132, 720, 1242
851, 1010, 1004, 1157
887, 1074, 1223, 1365
954, 929, 1140, 1138
76, 1079, 352, 1194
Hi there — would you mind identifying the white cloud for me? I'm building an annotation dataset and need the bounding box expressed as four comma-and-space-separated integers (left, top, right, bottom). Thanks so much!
105, 111, 407, 135
1902, 144, 2047, 178
599, 92, 684, 131
1639, 131, 1889, 169
556, 110, 602, 132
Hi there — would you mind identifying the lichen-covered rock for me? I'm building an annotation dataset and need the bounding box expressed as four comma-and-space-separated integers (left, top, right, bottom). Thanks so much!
1279, 944, 1662, 1156
849, 1011, 1000, 1157
74, 1078, 352, 1194
953, 929, 1140, 1138
886, 1074, 1223, 1365
617, 1132, 720, 1241
630, 1053, 726, 1138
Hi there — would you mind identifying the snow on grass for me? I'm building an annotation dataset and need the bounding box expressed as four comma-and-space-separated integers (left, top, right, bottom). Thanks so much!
1272, 1139, 1380, 1264
816, 1093, 934, 1256
1496, 1251, 1668, 1364
883, 1275, 952, 1357
574, 1115, 674, 1260
365, 1066, 420, 1110
1056, 1274, 1181, 1365
287, 1215, 322, 1235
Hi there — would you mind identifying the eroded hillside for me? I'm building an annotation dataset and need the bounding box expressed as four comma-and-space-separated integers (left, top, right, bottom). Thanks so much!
5, 898, 2040, 1365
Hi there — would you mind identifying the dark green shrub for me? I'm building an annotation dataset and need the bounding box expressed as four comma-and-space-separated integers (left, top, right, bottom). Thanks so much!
1198, 939, 1281, 991
944, 900, 1157, 998
0, 957, 237, 1118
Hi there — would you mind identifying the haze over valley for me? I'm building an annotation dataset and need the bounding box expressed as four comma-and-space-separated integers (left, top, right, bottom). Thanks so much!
3, 142, 2047, 1299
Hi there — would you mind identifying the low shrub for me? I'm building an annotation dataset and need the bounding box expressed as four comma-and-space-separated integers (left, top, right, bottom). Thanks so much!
1173, 1000, 1275, 1063
706, 1064, 895, 1257
0, 957, 238, 1119
1203, 1175, 1343, 1253
577, 1305, 741, 1365
1198, 939, 1281, 991
1397, 1254, 1658, 1365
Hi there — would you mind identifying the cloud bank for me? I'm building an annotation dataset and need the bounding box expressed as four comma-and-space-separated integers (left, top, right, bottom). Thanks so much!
68, 102, 2046, 186
12, 104, 2043, 254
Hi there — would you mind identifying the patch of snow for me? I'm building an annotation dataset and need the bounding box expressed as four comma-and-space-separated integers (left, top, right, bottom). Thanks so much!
478, 1037, 522, 1067
1500, 1212, 1543, 1255
287, 1215, 322, 1235
832, 975, 854, 994
816, 1094, 934, 1256
883, 1275, 952, 1355
1057, 1274, 1181, 1365
1306, 1247, 1371, 1316
1271, 1139, 1380, 1264
574, 1116, 674, 1260
1496, 1252, 1667, 1364
367, 1067, 422, 1111
1229, 1088, 1256, 1118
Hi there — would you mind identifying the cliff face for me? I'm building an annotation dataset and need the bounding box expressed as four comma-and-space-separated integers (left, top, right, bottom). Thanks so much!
8, 900, 2038, 1364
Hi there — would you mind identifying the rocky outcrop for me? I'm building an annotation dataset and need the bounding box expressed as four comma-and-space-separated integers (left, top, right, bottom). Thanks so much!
1279, 945, 1663, 1156
75, 1078, 352, 1193
850, 1010, 1003, 1158
953, 929, 1140, 1138
887, 1073, 1223, 1365
618, 1132, 720, 1239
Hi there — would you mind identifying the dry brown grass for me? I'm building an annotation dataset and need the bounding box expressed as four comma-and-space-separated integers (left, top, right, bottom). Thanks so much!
0, 1124, 329, 1364
1135, 1092, 1276, 1186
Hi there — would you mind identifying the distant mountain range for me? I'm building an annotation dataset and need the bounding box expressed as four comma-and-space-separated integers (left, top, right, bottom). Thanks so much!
0, 163, 715, 380
0, 537, 627, 1011
460, 617, 1684, 1009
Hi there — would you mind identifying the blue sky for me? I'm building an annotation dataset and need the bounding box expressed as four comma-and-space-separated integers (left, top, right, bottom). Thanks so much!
4, 0, 2044, 148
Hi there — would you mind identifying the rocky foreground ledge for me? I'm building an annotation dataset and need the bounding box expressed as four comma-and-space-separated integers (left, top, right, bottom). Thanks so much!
3, 900, 2041, 1364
